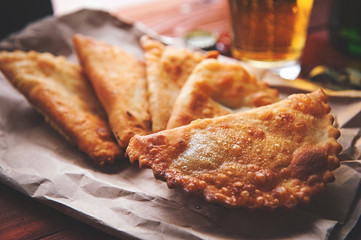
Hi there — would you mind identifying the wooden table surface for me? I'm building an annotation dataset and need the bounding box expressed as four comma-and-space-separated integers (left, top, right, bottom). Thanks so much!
1, 0, 361, 239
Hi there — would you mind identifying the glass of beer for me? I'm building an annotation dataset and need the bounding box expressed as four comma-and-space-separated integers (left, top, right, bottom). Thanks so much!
228, 0, 314, 79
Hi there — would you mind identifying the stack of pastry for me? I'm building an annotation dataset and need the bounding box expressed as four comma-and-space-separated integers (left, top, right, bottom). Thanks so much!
0, 35, 341, 208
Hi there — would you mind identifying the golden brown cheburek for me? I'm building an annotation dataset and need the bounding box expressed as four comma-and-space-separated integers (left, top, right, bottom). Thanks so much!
73, 34, 151, 158
140, 35, 209, 132
0, 50, 122, 166
167, 59, 280, 129
126, 89, 342, 208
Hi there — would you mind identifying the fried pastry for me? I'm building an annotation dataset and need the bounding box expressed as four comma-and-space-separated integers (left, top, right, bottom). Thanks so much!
0, 50, 122, 166
140, 35, 206, 132
73, 34, 151, 157
167, 59, 280, 129
126, 89, 341, 208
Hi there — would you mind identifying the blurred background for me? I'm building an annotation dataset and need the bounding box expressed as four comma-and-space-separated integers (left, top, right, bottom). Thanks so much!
52, 0, 157, 14
1, 0, 361, 86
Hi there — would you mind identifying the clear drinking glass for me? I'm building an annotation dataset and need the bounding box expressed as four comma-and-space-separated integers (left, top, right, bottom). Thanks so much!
228, 0, 314, 79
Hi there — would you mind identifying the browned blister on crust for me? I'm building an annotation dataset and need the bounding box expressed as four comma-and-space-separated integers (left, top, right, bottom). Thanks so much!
73, 34, 151, 157
167, 59, 280, 129
140, 35, 205, 132
0, 50, 122, 167
126, 89, 342, 208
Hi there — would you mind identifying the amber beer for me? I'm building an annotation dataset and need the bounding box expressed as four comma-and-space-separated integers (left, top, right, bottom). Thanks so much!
228, 0, 314, 69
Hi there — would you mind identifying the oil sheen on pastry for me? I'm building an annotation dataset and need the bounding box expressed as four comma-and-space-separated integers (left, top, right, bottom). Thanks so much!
73, 34, 151, 157
140, 35, 206, 132
167, 59, 280, 129
0, 50, 122, 166
126, 89, 341, 208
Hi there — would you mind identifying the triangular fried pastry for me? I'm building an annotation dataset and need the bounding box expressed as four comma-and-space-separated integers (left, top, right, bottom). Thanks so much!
126, 89, 342, 208
73, 34, 151, 157
140, 35, 207, 132
0, 50, 122, 166
167, 59, 280, 129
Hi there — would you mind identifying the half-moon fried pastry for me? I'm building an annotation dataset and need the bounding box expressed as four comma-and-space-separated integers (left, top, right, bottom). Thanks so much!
0, 50, 122, 166
140, 35, 206, 132
73, 34, 151, 157
126, 89, 341, 208
167, 59, 280, 129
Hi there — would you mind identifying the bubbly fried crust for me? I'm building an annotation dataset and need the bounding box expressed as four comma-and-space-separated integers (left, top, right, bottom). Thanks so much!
140, 35, 205, 132
73, 34, 151, 156
126, 89, 342, 208
167, 59, 280, 129
0, 50, 122, 166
